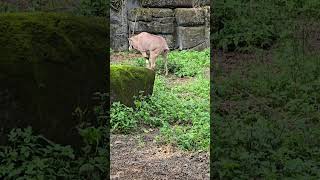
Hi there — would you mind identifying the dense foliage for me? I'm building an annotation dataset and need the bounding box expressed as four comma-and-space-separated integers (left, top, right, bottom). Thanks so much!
212, 0, 320, 51
0, 0, 108, 17
212, 40, 320, 179
212, 0, 320, 178
76, 0, 108, 17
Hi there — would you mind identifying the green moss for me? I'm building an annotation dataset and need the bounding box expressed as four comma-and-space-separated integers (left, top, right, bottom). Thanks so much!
110, 65, 155, 106
0, 12, 107, 148
0, 12, 107, 63
132, 8, 149, 15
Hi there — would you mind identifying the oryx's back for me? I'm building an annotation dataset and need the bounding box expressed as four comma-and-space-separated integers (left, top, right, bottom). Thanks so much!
132, 32, 169, 52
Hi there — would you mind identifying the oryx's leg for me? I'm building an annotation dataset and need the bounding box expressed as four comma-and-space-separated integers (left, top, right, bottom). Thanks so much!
149, 49, 161, 70
146, 59, 150, 69
141, 51, 150, 68
162, 50, 169, 76
141, 51, 148, 59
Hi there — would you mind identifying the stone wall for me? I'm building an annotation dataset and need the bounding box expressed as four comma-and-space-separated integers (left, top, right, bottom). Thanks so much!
111, 0, 128, 51
110, 0, 210, 51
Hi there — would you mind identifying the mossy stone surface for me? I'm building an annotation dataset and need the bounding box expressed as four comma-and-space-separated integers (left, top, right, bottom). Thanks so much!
128, 8, 174, 21
177, 26, 206, 50
175, 8, 205, 26
110, 65, 155, 107
140, 0, 210, 8
0, 12, 107, 148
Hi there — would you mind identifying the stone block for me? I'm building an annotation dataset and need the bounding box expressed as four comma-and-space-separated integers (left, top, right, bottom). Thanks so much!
177, 26, 207, 50
128, 8, 174, 21
129, 20, 174, 34
175, 8, 205, 26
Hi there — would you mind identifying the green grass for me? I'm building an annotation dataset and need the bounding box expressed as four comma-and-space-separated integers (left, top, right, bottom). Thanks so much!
212, 41, 320, 179
117, 49, 210, 77
110, 49, 210, 151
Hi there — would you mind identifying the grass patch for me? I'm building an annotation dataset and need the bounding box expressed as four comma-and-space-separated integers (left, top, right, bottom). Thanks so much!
123, 49, 210, 77
110, 49, 210, 151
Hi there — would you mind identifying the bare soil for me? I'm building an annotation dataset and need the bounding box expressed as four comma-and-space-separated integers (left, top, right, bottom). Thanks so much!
110, 129, 209, 180
111, 51, 143, 63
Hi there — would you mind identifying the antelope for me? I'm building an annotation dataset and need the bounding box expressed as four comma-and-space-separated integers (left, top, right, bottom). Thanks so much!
128, 32, 169, 76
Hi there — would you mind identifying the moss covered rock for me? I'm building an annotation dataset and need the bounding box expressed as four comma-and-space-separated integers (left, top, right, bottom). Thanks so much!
0, 12, 107, 148
110, 65, 155, 107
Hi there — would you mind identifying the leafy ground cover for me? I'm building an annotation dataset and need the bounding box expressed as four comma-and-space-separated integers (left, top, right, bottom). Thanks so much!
212, 0, 320, 178
0, 93, 109, 179
111, 49, 210, 151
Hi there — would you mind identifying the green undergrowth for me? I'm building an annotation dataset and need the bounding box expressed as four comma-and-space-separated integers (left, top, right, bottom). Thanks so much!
212, 0, 320, 52
0, 93, 109, 179
110, 49, 210, 151
212, 40, 320, 178
0, 0, 108, 17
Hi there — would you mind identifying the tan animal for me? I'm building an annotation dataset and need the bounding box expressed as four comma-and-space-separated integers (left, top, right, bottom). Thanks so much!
128, 32, 169, 76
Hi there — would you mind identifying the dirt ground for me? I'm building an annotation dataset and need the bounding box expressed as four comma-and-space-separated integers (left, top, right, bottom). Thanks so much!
111, 52, 143, 63
110, 52, 209, 180
110, 129, 209, 180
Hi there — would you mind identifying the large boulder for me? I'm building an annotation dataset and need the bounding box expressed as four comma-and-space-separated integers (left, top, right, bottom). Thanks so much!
110, 65, 155, 107
0, 12, 107, 148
